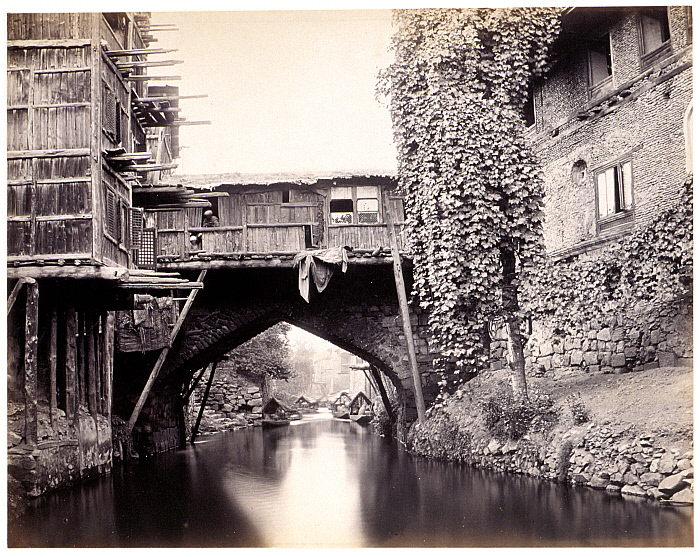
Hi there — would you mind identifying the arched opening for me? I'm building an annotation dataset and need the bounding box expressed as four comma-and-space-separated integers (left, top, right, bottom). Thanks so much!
179, 320, 403, 444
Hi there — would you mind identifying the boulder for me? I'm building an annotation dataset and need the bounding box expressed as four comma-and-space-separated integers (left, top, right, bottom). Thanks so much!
670, 487, 694, 504
589, 475, 609, 489
658, 452, 676, 474
640, 472, 663, 487
621, 485, 647, 498
487, 439, 502, 455
677, 458, 692, 471
658, 472, 689, 495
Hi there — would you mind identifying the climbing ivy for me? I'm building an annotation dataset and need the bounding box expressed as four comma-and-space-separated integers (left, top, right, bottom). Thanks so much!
378, 8, 561, 395
521, 178, 693, 333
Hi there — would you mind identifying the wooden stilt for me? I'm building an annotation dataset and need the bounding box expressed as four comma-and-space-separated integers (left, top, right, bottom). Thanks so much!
24, 279, 39, 446
7, 277, 30, 316
104, 312, 115, 422
87, 313, 98, 419
78, 312, 86, 407
183, 365, 208, 403
126, 270, 207, 433
383, 197, 426, 422
49, 306, 57, 428
370, 365, 395, 421
65, 306, 78, 422
191, 361, 218, 443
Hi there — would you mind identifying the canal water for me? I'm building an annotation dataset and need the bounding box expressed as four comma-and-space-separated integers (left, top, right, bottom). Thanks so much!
9, 411, 693, 547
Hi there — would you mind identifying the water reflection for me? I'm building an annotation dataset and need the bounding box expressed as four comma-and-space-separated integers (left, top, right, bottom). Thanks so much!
8, 414, 693, 547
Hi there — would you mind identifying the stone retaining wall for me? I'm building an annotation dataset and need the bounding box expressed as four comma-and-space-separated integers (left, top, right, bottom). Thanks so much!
410, 419, 694, 505
189, 371, 264, 433
490, 294, 693, 376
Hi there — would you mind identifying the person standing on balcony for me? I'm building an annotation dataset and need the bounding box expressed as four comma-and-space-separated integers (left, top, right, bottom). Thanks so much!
203, 209, 220, 227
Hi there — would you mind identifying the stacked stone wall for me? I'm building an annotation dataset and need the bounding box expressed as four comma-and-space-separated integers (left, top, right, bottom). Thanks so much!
189, 372, 263, 433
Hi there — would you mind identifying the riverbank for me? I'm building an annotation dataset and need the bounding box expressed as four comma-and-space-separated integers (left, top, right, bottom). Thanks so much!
408, 365, 694, 504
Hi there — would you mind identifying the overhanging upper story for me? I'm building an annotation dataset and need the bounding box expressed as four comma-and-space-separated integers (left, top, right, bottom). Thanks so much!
7, 12, 205, 293
144, 173, 407, 271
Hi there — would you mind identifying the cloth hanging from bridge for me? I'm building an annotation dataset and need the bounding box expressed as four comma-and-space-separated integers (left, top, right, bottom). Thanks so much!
293, 246, 349, 303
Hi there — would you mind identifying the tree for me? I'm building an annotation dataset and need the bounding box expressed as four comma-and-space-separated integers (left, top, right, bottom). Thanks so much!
226, 322, 295, 400
378, 8, 561, 402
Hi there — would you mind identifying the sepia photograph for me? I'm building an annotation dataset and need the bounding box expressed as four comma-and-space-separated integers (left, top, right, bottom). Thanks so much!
5, 3, 694, 548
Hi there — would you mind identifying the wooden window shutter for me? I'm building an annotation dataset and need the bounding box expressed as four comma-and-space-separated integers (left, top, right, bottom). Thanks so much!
130, 207, 144, 250
106, 190, 116, 238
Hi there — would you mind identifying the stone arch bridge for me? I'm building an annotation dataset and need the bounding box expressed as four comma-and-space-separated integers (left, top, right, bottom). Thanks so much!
114, 259, 442, 454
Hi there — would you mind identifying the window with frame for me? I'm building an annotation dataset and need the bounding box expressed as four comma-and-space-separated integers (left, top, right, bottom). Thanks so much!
356, 186, 379, 224
588, 33, 613, 98
595, 159, 634, 232
330, 187, 354, 224
639, 7, 672, 68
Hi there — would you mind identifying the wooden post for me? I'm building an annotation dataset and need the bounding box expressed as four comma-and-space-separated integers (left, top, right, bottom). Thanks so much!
127, 270, 207, 433
191, 361, 218, 443
87, 313, 98, 419
383, 196, 426, 422
49, 305, 58, 428
370, 365, 395, 421
24, 279, 39, 446
65, 306, 78, 422
104, 312, 115, 422
183, 365, 208, 403
78, 312, 86, 407
7, 278, 29, 316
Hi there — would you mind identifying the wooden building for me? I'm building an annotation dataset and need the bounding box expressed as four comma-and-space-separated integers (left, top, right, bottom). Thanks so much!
146, 174, 407, 266
7, 12, 202, 499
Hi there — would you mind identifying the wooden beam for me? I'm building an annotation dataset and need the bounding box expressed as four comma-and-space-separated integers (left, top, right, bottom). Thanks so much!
134, 94, 208, 103
24, 280, 39, 446
384, 196, 426, 423
49, 306, 58, 428
87, 313, 98, 419
65, 307, 78, 422
191, 361, 218, 443
7, 277, 33, 316
7, 148, 91, 159
126, 270, 207, 433
6, 266, 128, 281
125, 75, 181, 81
8, 39, 92, 49
104, 312, 115, 423
116, 60, 183, 68
183, 365, 208, 403
370, 365, 395, 422
106, 48, 178, 57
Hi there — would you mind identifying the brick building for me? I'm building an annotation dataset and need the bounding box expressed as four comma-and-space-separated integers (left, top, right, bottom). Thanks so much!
505, 6, 693, 376
529, 6, 692, 258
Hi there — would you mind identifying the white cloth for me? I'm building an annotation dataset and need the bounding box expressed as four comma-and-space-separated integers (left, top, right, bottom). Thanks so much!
293, 247, 349, 302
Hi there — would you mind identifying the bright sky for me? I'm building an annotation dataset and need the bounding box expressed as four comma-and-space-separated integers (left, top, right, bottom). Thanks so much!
149, 9, 398, 176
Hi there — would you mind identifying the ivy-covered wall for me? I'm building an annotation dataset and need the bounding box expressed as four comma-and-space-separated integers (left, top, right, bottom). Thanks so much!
491, 177, 692, 375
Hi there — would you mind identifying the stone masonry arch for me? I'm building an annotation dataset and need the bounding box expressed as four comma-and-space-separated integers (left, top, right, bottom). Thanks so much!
115, 264, 441, 454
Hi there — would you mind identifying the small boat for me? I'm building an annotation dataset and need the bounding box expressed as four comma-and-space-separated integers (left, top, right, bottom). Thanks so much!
295, 395, 319, 414
261, 397, 291, 428
331, 392, 352, 420
262, 416, 291, 428
349, 391, 373, 426
349, 414, 372, 426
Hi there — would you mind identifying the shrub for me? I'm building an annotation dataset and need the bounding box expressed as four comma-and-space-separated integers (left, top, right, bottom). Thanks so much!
565, 393, 590, 425
481, 384, 557, 440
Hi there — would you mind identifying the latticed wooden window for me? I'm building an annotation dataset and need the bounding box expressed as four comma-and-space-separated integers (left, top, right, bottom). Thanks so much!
105, 189, 117, 239
357, 186, 379, 224
130, 207, 144, 251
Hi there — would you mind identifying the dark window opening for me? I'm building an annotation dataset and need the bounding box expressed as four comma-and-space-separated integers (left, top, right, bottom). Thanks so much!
282, 189, 290, 203
330, 199, 354, 213
641, 8, 671, 54
588, 34, 612, 87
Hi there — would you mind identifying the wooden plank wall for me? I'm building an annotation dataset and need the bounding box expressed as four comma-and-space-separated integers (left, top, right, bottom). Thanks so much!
7, 13, 94, 41
7, 44, 94, 260
145, 209, 187, 257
